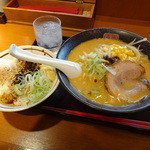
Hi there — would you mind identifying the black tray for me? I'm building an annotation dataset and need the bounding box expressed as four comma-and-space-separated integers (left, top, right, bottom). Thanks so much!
33, 37, 150, 132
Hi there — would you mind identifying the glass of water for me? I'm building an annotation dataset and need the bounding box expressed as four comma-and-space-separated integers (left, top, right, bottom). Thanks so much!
33, 15, 62, 54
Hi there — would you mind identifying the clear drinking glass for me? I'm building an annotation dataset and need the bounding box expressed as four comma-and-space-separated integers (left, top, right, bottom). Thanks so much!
33, 15, 62, 54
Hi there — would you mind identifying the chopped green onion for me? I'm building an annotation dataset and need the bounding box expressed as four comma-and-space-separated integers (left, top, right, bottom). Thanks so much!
81, 89, 100, 96
14, 71, 53, 104
79, 51, 107, 80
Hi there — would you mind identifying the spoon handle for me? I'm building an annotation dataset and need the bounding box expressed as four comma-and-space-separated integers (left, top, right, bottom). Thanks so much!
9, 44, 81, 78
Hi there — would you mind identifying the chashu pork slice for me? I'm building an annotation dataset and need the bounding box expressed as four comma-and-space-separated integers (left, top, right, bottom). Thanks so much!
105, 60, 150, 103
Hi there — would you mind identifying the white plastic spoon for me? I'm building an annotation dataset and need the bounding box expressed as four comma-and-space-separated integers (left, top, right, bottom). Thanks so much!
9, 44, 82, 78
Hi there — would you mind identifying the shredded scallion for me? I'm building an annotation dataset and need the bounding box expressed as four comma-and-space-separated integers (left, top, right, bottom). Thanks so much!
14, 71, 53, 104
79, 51, 107, 80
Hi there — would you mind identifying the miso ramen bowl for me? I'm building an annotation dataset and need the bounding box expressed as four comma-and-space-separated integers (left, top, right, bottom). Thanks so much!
0, 45, 59, 112
57, 28, 150, 113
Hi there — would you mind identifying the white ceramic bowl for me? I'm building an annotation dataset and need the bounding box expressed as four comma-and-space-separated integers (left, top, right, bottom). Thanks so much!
0, 45, 59, 112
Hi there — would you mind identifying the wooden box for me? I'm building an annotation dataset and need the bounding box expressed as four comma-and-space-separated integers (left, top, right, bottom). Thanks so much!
3, 0, 96, 31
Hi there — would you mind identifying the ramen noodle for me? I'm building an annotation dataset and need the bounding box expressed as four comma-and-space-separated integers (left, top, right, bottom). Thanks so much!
68, 38, 150, 106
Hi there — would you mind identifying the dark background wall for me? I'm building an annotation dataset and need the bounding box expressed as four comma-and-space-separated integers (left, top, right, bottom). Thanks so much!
95, 0, 150, 21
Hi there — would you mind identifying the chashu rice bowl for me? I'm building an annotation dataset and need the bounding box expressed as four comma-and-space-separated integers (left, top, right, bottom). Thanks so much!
0, 46, 59, 111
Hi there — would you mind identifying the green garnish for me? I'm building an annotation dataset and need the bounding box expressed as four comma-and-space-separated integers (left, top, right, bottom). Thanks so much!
14, 71, 52, 104
81, 89, 100, 96
79, 52, 107, 80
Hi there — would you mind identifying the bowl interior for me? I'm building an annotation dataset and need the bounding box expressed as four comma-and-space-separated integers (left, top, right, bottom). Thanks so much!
0, 45, 59, 112
57, 28, 150, 113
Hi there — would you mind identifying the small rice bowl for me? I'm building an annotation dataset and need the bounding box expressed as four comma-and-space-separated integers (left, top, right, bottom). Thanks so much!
0, 45, 59, 112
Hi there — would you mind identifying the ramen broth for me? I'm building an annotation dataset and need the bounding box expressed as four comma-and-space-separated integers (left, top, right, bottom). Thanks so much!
67, 38, 150, 106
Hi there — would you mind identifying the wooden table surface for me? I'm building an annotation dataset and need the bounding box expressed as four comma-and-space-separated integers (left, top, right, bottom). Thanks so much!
0, 16, 150, 150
